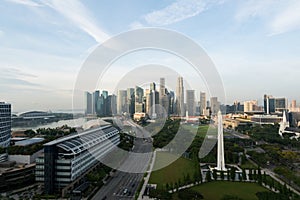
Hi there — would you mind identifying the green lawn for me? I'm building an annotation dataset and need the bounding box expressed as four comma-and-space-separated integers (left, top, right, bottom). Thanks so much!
174, 181, 269, 200
149, 152, 197, 189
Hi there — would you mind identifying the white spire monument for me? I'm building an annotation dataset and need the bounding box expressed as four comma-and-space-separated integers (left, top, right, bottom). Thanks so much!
216, 110, 226, 171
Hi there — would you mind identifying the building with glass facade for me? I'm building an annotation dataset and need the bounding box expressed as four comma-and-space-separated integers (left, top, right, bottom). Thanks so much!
0, 102, 11, 148
35, 125, 120, 195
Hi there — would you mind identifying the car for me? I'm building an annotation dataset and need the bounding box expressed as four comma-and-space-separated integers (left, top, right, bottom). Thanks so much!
123, 188, 128, 194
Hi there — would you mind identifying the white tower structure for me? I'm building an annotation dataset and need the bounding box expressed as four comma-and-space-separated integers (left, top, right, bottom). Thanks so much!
151, 89, 157, 119
279, 110, 289, 137
216, 110, 226, 171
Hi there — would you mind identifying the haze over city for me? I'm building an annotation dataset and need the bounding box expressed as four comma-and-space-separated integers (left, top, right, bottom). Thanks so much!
1, 0, 300, 112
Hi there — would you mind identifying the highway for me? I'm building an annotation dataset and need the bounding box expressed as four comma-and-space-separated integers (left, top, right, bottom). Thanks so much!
92, 123, 153, 200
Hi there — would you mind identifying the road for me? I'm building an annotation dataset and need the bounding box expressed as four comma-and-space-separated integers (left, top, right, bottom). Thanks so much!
92, 123, 153, 200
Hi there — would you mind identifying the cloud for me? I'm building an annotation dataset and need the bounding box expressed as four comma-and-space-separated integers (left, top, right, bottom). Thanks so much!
129, 21, 144, 29
270, 1, 300, 35
0, 77, 40, 87
143, 0, 223, 26
235, 0, 300, 35
1, 67, 37, 78
41, 0, 109, 42
5, 0, 41, 7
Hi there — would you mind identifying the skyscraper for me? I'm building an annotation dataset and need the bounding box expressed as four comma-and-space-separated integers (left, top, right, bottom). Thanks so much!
176, 76, 184, 116
186, 90, 195, 116
264, 94, 286, 114
159, 78, 169, 115
127, 88, 135, 115
117, 90, 127, 114
135, 86, 144, 113
84, 92, 93, 115
200, 92, 206, 115
244, 100, 259, 112
210, 97, 220, 115
159, 78, 165, 96
107, 94, 117, 116
92, 90, 100, 114
0, 102, 11, 148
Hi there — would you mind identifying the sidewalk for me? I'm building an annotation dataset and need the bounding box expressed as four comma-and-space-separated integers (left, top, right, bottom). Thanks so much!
138, 150, 157, 200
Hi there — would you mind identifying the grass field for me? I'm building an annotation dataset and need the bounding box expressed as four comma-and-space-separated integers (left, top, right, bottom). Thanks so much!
174, 181, 269, 200
149, 152, 197, 189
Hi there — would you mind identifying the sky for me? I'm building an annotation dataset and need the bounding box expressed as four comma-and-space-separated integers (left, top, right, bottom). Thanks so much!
0, 0, 300, 112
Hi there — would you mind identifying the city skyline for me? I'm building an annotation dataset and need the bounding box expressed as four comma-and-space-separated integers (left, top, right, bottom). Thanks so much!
1, 0, 300, 111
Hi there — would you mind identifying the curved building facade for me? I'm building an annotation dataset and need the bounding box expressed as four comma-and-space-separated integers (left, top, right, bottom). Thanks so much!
0, 102, 11, 148
36, 125, 120, 195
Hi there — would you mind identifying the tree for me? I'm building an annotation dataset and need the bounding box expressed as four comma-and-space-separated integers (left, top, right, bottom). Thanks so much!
257, 167, 262, 185
213, 170, 218, 180
205, 171, 212, 182
248, 169, 253, 181
230, 167, 236, 181
262, 172, 267, 186
220, 170, 224, 180
242, 168, 247, 181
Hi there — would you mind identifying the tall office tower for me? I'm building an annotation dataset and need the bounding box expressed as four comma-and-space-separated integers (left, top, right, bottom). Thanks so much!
216, 111, 226, 171
159, 78, 169, 115
176, 76, 184, 116
108, 94, 117, 115
102, 90, 109, 116
135, 86, 144, 113
200, 92, 206, 115
264, 94, 275, 114
84, 92, 93, 115
210, 97, 220, 115
244, 100, 258, 112
92, 90, 100, 114
169, 91, 175, 114
0, 102, 11, 148
159, 78, 165, 96
290, 100, 297, 112
145, 89, 151, 115
96, 90, 109, 116
264, 94, 286, 114
186, 90, 195, 117
117, 90, 127, 114
275, 98, 287, 113
127, 88, 135, 115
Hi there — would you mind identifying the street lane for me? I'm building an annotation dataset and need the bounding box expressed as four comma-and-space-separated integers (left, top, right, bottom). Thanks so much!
92, 122, 153, 200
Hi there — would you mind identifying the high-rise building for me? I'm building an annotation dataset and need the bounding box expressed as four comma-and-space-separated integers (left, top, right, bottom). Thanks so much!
244, 100, 259, 112
210, 97, 220, 115
275, 98, 287, 113
200, 92, 206, 115
36, 125, 119, 195
84, 92, 93, 115
117, 90, 127, 114
0, 102, 11, 149
159, 78, 165, 96
145, 89, 151, 115
169, 91, 175, 114
0, 102, 11, 162
135, 86, 144, 113
92, 90, 100, 114
159, 78, 170, 115
186, 90, 195, 116
127, 88, 135, 115
264, 94, 286, 114
176, 76, 184, 116
107, 94, 117, 116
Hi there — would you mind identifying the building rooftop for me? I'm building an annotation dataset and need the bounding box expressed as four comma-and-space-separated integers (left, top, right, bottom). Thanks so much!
15, 138, 45, 146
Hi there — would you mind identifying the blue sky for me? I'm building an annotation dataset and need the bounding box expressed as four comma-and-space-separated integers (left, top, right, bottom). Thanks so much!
0, 0, 300, 112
